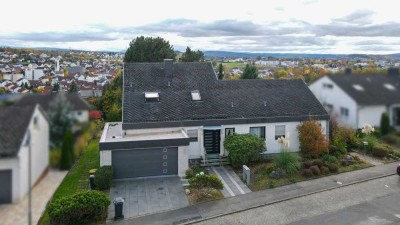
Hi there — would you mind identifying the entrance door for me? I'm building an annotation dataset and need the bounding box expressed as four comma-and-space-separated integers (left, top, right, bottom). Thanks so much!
203, 130, 220, 154
394, 107, 400, 126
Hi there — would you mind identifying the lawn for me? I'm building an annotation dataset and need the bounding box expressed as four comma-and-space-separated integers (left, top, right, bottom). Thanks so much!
38, 140, 100, 225
222, 62, 245, 68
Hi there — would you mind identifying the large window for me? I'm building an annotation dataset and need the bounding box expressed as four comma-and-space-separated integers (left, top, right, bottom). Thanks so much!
323, 83, 333, 89
250, 126, 265, 139
340, 107, 349, 117
225, 128, 235, 137
275, 125, 286, 140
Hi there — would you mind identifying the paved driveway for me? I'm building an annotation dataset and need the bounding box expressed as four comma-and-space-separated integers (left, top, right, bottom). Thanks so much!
107, 176, 189, 221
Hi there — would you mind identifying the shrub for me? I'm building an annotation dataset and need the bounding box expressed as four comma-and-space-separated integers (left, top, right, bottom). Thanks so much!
312, 159, 324, 169
328, 163, 339, 173
393, 151, 400, 158
321, 166, 330, 175
310, 165, 321, 176
380, 113, 390, 136
186, 166, 206, 179
89, 110, 102, 120
372, 144, 389, 158
274, 151, 301, 176
49, 148, 61, 168
189, 174, 223, 190
297, 120, 328, 159
94, 166, 113, 190
60, 130, 74, 170
301, 168, 313, 177
303, 161, 312, 169
382, 134, 400, 146
362, 135, 379, 152
268, 180, 276, 188
224, 133, 265, 167
333, 126, 358, 153
322, 154, 338, 165
48, 190, 110, 225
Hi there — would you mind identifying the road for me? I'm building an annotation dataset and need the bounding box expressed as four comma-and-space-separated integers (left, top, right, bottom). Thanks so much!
193, 175, 400, 225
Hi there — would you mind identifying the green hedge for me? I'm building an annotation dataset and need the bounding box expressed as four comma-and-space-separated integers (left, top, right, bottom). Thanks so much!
189, 174, 223, 190
94, 166, 113, 190
372, 145, 390, 158
224, 133, 265, 167
48, 190, 110, 225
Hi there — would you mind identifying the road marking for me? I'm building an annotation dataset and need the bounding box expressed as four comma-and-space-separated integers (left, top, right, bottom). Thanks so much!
212, 167, 235, 197
221, 166, 245, 194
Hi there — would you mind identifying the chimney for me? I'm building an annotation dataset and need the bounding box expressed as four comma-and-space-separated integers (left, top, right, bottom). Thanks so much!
344, 68, 352, 75
164, 59, 173, 77
388, 67, 399, 76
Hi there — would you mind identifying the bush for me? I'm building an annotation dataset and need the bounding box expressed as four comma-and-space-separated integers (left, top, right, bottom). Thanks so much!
310, 165, 321, 176
94, 166, 113, 190
48, 190, 110, 225
382, 134, 400, 146
380, 113, 390, 136
186, 166, 206, 179
49, 148, 61, 168
321, 166, 330, 175
224, 133, 265, 167
274, 151, 301, 176
372, 145, 389, 158
322, 154, 338, 165
312, 159, 323, 169
189, 174, 223, 190
332, 126, 358, 153
303, 161, 312, 169
301, 168, 313, 177
362, 135, 379, 152
297, 120, 328, 159
328, 163, 339, 173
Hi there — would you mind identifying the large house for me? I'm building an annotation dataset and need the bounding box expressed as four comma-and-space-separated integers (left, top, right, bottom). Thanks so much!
309, 70, 400, 129
100, 60, 329, 179
0, 104, 49, 204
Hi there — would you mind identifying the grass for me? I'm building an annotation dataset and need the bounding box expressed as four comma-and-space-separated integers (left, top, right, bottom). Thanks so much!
187, 189, 224, 205
221, 62, 245, 68
38, 140, 100, 225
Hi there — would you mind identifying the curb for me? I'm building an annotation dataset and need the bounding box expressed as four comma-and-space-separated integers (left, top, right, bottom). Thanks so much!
180, 172, 397, 225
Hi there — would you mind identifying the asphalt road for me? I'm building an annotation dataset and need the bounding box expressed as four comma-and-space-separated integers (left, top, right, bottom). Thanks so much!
193, 175, 400, 225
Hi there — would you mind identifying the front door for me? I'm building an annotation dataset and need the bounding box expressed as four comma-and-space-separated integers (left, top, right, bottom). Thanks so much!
204, 130, 220, 154
394, 107, 400, 127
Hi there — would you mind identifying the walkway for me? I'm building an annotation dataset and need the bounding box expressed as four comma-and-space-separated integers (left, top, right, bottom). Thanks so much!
111, 162, 399, 225
350, 151, 384, 166
209, 166, 251, 197
0, 169, 68, 225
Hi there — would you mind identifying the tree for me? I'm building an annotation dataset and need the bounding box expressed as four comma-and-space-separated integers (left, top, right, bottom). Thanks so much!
53, 82, 60, 92
180, 47, 204, 62
380, 113, 390, 136
240, 64, 258, 79
48, 95, 73, 148
297, 120, 328, 159
124, 36, 176, 62
224, 133, 265, 167
68, 81, 78, 93
59, 129, 74, 170
63, 67, 68, 77
218, 64, 224, 80
0, 87, 5, 94
273, 69, 288, 79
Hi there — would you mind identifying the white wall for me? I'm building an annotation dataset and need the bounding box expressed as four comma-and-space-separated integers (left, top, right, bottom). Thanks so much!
178, 146, 189, 177
0, 158, 19, 202
310, 76, 358, 128
358, 106, 387, 128
100, 150, 112, 166
72, 110, 89, 123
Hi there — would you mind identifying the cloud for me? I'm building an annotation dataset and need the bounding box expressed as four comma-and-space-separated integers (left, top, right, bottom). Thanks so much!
0, 31, 116, 42
335, 10, 374, 25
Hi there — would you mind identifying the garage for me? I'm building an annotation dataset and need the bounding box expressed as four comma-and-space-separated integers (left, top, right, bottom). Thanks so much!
112, 147, 178, 179
0, 170, 12, 204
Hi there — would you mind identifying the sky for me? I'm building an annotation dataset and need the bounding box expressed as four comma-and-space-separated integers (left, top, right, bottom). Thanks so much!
1, 0, 400, 54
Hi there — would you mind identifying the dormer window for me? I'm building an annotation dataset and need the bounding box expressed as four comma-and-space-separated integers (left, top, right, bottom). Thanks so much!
191, 90, 201, 101
145, 92, 159, 102
384, 83, 396, 91
352, 84, 364, 91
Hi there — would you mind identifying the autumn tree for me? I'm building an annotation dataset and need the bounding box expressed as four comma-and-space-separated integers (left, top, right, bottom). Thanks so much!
273, 69, 288, 79
180, 47, 204, 62
124, 36, 176, 62
297, 120, 328, 159
240, 64, 258, 79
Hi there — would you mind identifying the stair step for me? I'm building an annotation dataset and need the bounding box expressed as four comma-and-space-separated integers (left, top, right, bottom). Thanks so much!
203, 161, 230, 166
202, 159, 228, 163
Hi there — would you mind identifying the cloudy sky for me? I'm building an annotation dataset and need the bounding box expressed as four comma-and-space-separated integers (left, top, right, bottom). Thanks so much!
2, 0, 400, 54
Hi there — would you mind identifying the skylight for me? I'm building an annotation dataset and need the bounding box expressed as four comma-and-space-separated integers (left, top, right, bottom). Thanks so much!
384, 83, 396, 91
145, 92, 159, 102
352, 84, 364, 91
191, 90, 201, 101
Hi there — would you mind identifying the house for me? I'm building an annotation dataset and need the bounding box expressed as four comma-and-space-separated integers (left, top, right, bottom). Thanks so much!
24, 69, 44, 81
99, 60, 329, 179
0, 104, 49, 203
309, 69, 400, 129
15, 93, 91, 123
16, 78, 30, 87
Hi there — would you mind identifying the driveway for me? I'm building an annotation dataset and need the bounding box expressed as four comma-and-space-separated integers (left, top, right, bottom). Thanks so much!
107, 176, 189, 221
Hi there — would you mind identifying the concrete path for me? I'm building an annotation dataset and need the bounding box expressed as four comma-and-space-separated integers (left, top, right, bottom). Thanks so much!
210, 166, 251, 197
107, 176, 189, 222
0, 169, 68, 225
350, 152, 384, 166
111, 162, 399, 225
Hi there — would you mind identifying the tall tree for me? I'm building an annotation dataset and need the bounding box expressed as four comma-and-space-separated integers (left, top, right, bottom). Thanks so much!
48, 95, 73, 148
218, 64, 224, 80
59, 129, 74, 170
68, 81, 78, 93
53, 82, 60, 92
124, 36, 176, 62
240, 64, 259, 79
180, 47, 204, 62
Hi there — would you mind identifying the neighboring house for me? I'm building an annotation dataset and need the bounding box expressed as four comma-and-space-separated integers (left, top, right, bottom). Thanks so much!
16, 78, 30, 87
309, 70, 400, 129
0, 104, 49, 204
99, 60, 329, 179
15, 93, 91, 123
24, 69, 44, 81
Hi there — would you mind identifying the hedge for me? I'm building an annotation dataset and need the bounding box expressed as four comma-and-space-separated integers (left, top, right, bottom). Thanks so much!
94, 166, 113, 190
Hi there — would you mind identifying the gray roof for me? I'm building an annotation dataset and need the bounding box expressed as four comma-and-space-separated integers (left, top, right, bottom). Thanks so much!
15, 93, 91, 111
123, 62, 328, 129
327, 74, 400, 105
0, 104, 36, 157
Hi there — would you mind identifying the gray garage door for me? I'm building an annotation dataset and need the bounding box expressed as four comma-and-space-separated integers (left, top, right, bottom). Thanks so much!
112, 147, 178, 179
0, 170, 12, 204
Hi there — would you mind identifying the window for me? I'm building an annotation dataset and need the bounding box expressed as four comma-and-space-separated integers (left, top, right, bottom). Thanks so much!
191, 90, 201, 101
250, 127, 265, 139
352, 84, 364, 91
324, 103, 333, 113
225, 128, 235, 137
275, 125, 285, 140
33, 116, 39, 129
77, 111, 82, 116
384, 83, 396, 91
323, 83, 333, 89
144, 92, 159, 102
340, 107, 349, 117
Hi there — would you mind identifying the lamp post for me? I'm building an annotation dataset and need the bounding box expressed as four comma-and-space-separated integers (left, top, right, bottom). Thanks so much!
25, 130, 32, 225
363, 141, 368, 155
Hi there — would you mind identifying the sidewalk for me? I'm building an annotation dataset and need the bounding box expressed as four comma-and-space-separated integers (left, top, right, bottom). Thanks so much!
112, 162, 399, 225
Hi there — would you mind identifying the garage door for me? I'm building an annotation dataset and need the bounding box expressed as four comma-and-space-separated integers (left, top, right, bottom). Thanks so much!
0, 170, 12, 204
112, 147, 178, 179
